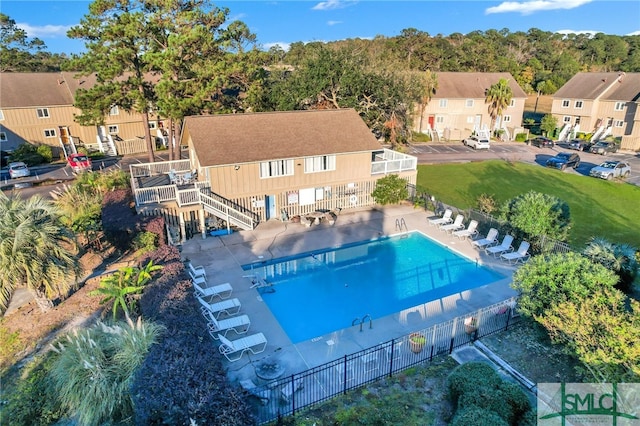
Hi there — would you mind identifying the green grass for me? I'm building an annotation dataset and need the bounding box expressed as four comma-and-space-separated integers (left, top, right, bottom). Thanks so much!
416, 160, 640, 248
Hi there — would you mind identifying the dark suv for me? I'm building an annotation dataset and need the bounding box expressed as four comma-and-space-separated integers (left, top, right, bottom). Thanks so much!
528, 137, 554, 148
589, 141, 618, 155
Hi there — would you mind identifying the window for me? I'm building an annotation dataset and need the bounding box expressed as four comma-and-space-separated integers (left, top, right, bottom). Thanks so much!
0, 132, 7, 141
503, 115, 511, 123
466, 116, 474, 124
0, 109, 4, 120
439, 99, 448, 108
614, 120, 624, 128
44, 129, 57, 138
574, 100, 583, 109
614, 102, 625, 111
109, 106, 119, 116
260, 159, 294, 178
561, 100, 570, 108
465, 99, 474, 108
435, 116, 445, 124
108, 125, 119, 134
304, 155, 336, 173
563, 116, 571, 123
36, 108, 50, 118
509, 99, 516, 107
148, 121, 157, 130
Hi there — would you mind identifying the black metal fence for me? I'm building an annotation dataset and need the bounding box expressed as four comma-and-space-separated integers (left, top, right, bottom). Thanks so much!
247, 297, 522, 424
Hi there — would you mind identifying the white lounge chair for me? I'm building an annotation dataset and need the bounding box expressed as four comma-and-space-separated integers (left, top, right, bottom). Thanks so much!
486, 235, 514, 257
240, 379, 270, 404
428, 209, 453, 226
187, 262, 206, 279
193, 280, 233, 300
281, 378, 304, 402
218, 332, 267, 362
440, 214, 465, 233
188, 269, 207, 286
501, 241, 530, 264
472, 228, 499, 249
453, 220, 478, 240
206, 311, 250, 339
197, 295, 241, 318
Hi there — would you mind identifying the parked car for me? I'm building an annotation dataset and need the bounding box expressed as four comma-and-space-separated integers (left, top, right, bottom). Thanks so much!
528, 137, 554, 148
567, 139, 592, 151
545, 152, 581, 170
589, 141, 618, 155
67, 153, 92, 173
589, 161, 631, 180
463, 136, 490, 150
8, 161, 30, 179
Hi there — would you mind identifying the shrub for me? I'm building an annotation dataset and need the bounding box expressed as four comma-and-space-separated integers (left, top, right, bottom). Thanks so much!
101, 189, 138, 252
450, 405, 509, 426
499, 190, 571, 252
515, 133, 527, 142
132, 231, 158, 254
476, 193, 497, 215
372, 174, 409, 205
131, 246, 254, 425
4, 353, 66, 426
412, 131, 432, 142
447, 362, 502, 404
36, 144, 53, 163
49, 317, 163, 426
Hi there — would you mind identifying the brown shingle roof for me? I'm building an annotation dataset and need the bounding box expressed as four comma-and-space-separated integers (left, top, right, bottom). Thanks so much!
184, 109, 382, 167
553, 72, 640, 101
433, 72, 527, 99
0, 72, 75, 108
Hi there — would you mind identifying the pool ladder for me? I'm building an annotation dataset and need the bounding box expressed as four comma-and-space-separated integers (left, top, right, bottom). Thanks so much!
352, 314, 373, 332
395, 218, 408, 232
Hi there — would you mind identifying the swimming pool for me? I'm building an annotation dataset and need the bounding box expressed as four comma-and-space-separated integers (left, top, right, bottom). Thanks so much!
242, 232, 504, 343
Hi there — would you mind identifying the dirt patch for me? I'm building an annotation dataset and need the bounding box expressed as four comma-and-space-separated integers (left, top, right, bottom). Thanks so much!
0, 247, 123, 372
480, 320, 588, 384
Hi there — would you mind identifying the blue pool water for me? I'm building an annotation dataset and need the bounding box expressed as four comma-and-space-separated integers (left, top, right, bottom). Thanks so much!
242, 232, 504, 343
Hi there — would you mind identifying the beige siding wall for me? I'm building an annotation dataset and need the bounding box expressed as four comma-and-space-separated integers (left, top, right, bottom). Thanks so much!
204, 151, 374, 198
414, 98, 525, 139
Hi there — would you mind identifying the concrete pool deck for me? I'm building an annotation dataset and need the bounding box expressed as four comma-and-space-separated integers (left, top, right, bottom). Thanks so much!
180, 204, 519, 385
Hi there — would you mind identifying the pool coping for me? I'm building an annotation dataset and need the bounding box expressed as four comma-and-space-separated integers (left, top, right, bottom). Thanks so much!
180, 205, 518, 385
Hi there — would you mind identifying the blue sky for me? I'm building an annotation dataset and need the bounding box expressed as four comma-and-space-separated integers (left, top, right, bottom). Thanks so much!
2, 0, 639, 54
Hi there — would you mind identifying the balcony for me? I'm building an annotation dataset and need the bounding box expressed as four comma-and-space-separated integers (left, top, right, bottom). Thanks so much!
371, 149, 417, 175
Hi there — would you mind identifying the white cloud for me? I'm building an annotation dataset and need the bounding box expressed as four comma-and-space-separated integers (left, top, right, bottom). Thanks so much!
486, 0, 592, 16
17, 23, 72, 38
263, 42, 291, 52
327, 20, 343, 26
556, 29, 600, 37
312, 0, 356, 11
627, 30, 640, 36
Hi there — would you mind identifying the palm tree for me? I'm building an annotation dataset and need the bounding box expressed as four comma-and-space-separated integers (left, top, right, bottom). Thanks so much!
418, 70, 438, 133
584, 237, 638, 292
485, 78, 513, 133
0, 192, 81, 312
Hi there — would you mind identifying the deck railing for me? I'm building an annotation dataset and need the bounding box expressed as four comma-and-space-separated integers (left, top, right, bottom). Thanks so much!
247, 297, 521, 424
371, 149, 417, 175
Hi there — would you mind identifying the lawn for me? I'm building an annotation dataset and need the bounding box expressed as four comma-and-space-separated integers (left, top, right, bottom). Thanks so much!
416, 160, 640, 248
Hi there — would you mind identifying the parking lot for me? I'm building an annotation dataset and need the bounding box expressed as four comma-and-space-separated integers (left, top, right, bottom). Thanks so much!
409, 141, 640, 186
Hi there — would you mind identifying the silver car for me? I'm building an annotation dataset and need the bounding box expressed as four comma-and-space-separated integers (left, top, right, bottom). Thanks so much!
463, 136, 490, 150
8, 162, 30, 179
589, 161, 631, 180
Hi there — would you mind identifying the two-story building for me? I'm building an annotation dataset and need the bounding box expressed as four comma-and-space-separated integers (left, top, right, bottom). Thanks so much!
551, 72, 640, 150
414, 72, 527, 142
130, 109, 418, 241
0, 72, 163, 158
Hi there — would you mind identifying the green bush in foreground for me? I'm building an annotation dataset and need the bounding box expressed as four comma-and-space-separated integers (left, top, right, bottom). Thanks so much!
49, 317, 163, 426
447, 362, 532, 425
372, 174, 409, 205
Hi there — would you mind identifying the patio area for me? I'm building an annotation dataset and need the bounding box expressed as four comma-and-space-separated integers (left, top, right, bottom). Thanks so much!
181, 204, 518, 390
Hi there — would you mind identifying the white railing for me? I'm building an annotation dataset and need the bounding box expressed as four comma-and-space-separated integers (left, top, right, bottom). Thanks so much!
134, 185, 179, 205
371, 149, 417, 175
130, 160, 192, 180
200, 193, 256, 230
177, 188, 201, 206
